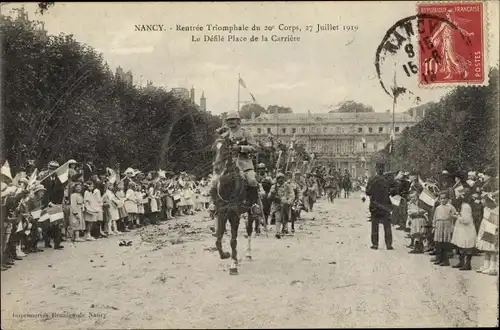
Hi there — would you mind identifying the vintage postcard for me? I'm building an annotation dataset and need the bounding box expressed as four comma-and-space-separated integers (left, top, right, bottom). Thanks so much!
1, 1, 499, 329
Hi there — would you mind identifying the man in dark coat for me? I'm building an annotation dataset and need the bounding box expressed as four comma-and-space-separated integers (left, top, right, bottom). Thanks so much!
41, 161, 65, 250
366, 162, 394, 250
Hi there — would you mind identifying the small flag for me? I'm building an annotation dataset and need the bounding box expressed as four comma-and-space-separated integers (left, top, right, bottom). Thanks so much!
479, 207, 498, 245
390, 195, 402, 206
1, 160, 12, 180
27, 169, 38, 189
38, 209, 50, 222
419, 187, 437, 207
55, 162, 70, 183
48, 205, 64, 222
418, 176, 426, 187
31, 209, 42, 219
239, 77, 247, 88
106, 167, 117, 184
16, 221, 23, 233
12, 171, 27, 187
158, 170, 166, 179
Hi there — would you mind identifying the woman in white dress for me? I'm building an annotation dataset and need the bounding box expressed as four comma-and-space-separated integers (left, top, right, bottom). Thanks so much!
476, 191, 499, 275
451, 191, 477, 271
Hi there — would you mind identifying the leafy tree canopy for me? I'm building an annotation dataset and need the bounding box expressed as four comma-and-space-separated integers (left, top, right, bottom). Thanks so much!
329, 100, 374, 113
1, 9, 222, 177
240, 103, 266, 119
377, 67, 499, 178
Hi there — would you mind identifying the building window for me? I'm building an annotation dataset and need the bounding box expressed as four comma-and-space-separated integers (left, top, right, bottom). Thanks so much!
395, 127, 400, 133
378, 127, 383, 133
323, 127, 327, 133
257, 128, 261, 134
358, 127, 363, 133
368, 127, 373, 133
301, 127, 306, 133
281, 128, 286, 134
267, 128, 271, 134
292, 127, 296, 134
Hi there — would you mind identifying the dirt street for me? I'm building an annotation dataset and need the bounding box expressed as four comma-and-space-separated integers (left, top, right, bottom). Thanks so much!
1, 192, 498, 329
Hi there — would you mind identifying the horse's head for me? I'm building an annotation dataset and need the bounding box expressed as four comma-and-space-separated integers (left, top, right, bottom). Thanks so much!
214, 135, 239, 176
212, 135, 245, 205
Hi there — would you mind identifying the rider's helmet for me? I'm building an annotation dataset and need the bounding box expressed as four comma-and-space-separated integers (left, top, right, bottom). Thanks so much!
226, 111, 241, 121
225, 111, 241, 129
257, 163, 266, 170
48, 160, 59, 169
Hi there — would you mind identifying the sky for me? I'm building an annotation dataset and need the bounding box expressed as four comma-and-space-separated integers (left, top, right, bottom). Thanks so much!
2, 1, 499, 115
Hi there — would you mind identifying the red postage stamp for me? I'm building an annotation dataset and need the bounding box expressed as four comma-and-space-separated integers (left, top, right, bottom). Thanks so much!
417, 2, 485, 85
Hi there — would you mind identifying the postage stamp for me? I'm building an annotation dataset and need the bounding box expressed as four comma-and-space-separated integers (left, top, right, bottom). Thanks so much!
374, 1, 488, 103
417, 2, 486, 85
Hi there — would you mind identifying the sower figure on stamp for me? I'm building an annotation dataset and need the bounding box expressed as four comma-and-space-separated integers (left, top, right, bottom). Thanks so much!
366, 162, 394, 250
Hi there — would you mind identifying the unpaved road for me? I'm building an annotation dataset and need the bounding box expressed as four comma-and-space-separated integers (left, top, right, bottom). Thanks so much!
2, 192, 498, 329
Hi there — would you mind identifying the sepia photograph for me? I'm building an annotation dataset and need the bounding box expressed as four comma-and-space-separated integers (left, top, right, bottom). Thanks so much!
0, 1, 499, 329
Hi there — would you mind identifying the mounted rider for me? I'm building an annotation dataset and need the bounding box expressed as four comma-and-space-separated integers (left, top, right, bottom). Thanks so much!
211, 111, 260, 208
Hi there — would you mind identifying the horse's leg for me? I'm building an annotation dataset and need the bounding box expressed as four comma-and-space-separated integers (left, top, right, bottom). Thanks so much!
245, 211, 253, 260
229, 210, 240, 275
216, 208, 230, 260
275, 210, 282, 239
260, 199, 268, 237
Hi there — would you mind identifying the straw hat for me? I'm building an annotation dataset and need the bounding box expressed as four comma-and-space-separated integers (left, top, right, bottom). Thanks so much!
31, 184, 46, 194
48, 160, 60, 168
123, 168, 135, 176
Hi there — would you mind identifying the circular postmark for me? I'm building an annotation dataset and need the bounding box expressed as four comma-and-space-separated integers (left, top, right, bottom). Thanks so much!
375, 13, 476, 102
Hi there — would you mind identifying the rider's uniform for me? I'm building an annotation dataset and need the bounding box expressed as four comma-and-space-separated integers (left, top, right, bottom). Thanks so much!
211, 126, 258, 189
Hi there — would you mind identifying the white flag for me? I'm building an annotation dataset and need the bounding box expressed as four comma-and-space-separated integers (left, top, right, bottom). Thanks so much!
419, 187, 437, 207
47, 205, 64, 223
1, 160, 12, 180
106, 167, 117, 184
390, 195, 401, 206
239, 77, 247, 88
27, 169, 38, 189
55, 162, 70, 184
38, 210, 50, 222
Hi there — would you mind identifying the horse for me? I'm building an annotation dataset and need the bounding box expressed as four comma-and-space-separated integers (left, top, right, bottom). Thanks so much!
212, 135, 263, 275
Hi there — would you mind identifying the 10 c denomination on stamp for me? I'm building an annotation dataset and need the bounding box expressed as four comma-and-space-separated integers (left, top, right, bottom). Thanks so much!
418, 2, 485, 85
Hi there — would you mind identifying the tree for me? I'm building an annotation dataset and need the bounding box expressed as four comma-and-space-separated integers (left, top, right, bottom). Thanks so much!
406, 102, 437, 117
1, 8, 222, 176
240, 103, 267, 119
267, 105, 292, 114
378, 67, 499, 177
37, 2, 55, 15
329, 100, 374, 113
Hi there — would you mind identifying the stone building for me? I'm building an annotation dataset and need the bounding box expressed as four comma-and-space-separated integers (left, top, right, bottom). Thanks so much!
115, 66, 133, 86
200, 91, 207, 111
241, 111, 424, 177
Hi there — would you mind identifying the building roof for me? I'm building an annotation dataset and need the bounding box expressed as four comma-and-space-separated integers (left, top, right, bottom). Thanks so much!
242, 112, 418, 124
